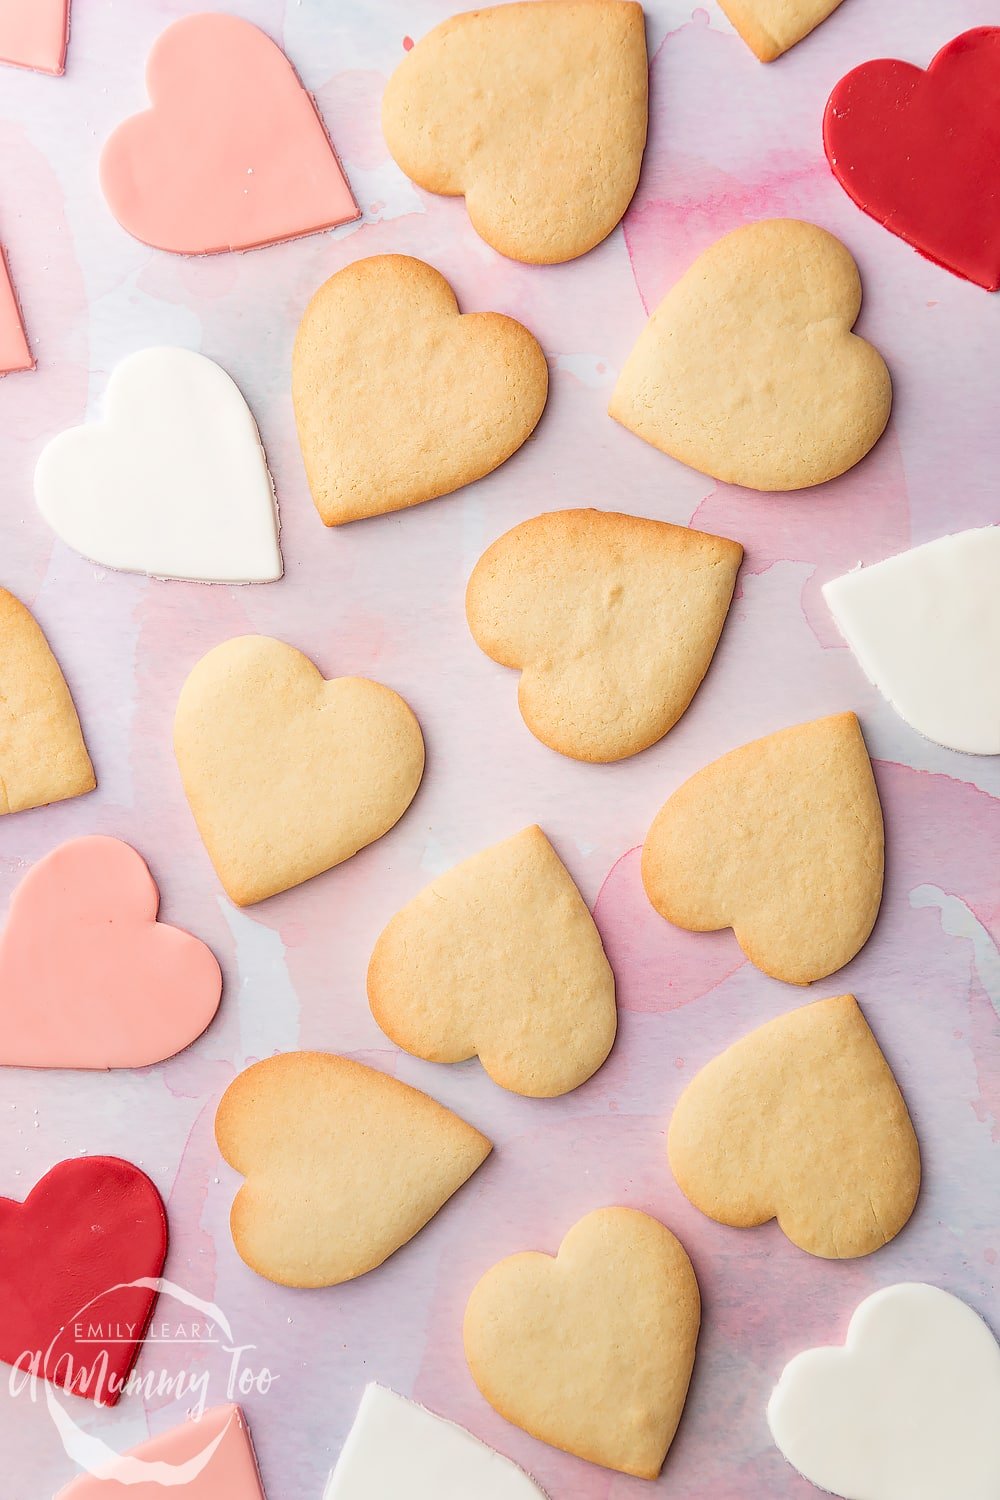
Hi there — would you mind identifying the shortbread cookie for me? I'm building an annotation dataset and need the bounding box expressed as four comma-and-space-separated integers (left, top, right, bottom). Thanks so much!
0, 587, 95, 815
824, 527, 1000, 755
768, 1284, 1000, 1500
668, 995, 920, 1258
382, 2, 648, 264
719, 0, 846, 62
57, 1406, 265, 1498
100, 13, 357, 254
35, 347, 282, 583
215, 1052, 491, 1288
293, 255, 547, 525
368, 826, 617, 1097
174, 635, 424, 905
464, 1207, 700, 1479
642, 712, 884, 984
466, 509, 743, 761
326, 1385, 546, 1499
610, 219, 892, 490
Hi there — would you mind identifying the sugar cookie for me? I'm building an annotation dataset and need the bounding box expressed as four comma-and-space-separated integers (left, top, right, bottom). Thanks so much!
769, 1284, 1000, 1500
293, 255, 547, 525
668, 995, 920, 1258
35, 348, 282, 583
610, 219, 892, 491
215, 1052, 491, 1288
0, 586, 95, 816
382, 1, 648, 264
824, 527, 1000, 755
642, 712, 884, 984
466, 509, 743, 761
368, 826, 616, 1097
464, 1206, 700, 1479
174, 636, 425, 905
100, 13, 357, 254
719, 0, 846, 62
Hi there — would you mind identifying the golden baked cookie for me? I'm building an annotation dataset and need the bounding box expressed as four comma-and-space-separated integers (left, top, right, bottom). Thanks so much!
720, 0, 847, 62
642, 712, 884, 984
174, 635, 424, 905
466, 508, 743, 761
369, 826, 617, 1097
610, 219, 892, 490
293, 255, 547, 525
382, 1, 648, 264
215, 1051, 492, 1288
464, 1206, 700, 1479
668, 994, 921, 1258
0, 586, 95, 815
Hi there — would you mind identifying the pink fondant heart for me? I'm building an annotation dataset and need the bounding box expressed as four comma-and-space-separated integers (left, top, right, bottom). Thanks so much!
55, 1405, 266, 1497
0, 248, 32, 374
0, 0, 69, 76
99, 13, 358, 255
0, 836, 222, 1068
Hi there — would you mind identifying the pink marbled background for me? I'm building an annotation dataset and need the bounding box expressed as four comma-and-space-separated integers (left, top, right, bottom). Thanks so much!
1, 0, 999, 1495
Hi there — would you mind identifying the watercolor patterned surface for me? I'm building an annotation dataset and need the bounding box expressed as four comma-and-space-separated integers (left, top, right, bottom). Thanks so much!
1, 0, 999, 1495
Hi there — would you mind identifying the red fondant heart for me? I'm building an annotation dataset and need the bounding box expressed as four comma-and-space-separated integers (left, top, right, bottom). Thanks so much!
0, 1157, 167, 1406
824, 27, 1000, 291
0, 836, 222, 1069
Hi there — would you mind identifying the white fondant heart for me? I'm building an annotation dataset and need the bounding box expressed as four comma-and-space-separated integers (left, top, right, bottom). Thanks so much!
824, 527, 1000, 754
34, 347, 282, 584
325, 1386, 546, 1499
768, 1283, 1000, 1500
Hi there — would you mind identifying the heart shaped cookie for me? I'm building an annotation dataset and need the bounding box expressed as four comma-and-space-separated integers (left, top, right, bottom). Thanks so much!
642, 712, 884, 984
292, 255, 547, 525
719, 0, 846, 62
464, 1207, 700, 1479
368, 826, 617, 1097
825, 29, 1000, 292
174, 635, 425, 905
610, 220, 892, 491
0, 1156, 167, 1406
769, 1284, 1000, 1500
0, 0, 69, 74
824, 527, 1000, 755
668, 995, 920, 1258
0, 586, 95, 816
382, 1, 648, 264
0, 836, 222, 1068
0, 249, 32, 373
35, 348, 282, 583
56, 1406, 265, 1498
466, 510, 743, 761
100, 13, 357, 254
215, 1052, 491, 1288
